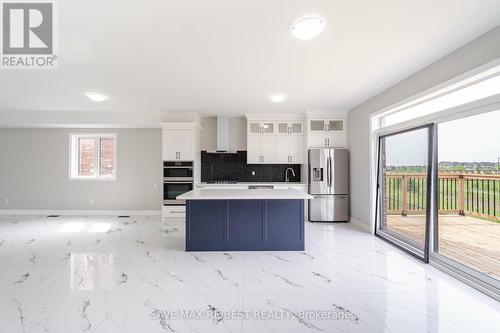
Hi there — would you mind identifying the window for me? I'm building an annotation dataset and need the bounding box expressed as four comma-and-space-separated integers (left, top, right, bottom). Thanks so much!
375, 63, 500, 128
370, 60, 500, 298
70, 134, 117, 180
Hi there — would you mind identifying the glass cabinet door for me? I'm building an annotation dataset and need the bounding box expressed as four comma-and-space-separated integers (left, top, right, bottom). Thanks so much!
277, 122, 289, 134
262, 123, 274, 134
249, 122, 261, 134
329, 120, 343, 131
290, 122, 303, 134
310, 120, 326, 132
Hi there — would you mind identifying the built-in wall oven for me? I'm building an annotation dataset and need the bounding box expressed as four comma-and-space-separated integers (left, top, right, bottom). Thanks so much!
163, 161, 193, 205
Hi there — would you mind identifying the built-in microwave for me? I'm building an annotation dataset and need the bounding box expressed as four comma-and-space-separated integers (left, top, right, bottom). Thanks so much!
163, 161, 194, 205
164, 161, 193, 181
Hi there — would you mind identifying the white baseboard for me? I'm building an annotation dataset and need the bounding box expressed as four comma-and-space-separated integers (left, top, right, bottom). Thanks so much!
349, 217, 373, 233
0, 210, 162, 216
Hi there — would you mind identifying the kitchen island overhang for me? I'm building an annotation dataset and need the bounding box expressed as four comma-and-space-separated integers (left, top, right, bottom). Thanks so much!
177, 189, 313, 251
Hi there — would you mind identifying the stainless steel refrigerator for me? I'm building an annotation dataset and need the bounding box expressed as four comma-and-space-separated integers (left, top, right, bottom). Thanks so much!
308, 148, 349, 222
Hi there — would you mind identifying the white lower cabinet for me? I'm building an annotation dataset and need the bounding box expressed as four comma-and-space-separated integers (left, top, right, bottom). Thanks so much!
163, 205, 186, 219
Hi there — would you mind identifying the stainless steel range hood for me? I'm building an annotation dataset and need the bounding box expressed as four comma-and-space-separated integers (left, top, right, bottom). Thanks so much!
207, 115, 237, 153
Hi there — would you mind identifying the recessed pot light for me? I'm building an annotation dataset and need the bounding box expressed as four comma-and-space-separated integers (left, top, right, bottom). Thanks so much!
291, 16, 325, 40
86, 92, 109, 102
269, 93, 287, 103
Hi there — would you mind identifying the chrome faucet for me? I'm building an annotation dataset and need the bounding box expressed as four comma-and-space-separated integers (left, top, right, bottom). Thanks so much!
285, 168, 296, 183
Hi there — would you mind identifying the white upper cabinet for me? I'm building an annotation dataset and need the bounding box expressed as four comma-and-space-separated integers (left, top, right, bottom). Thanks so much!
275, 122, 304, 163
162, 130, 178, 160
307, 119, 346, 148
247, 120, 304, 164
162, 127, 197, 161
247, 122, 276, 163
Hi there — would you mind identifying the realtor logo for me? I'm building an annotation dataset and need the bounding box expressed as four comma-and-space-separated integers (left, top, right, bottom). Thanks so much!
1, 0, 57, 69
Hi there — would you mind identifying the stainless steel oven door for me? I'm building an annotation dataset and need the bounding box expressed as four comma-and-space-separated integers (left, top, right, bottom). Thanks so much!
163, 182, 193, 205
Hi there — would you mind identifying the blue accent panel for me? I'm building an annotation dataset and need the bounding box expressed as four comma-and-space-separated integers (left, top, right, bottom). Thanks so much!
186, 199, 304, 251
187, 200, 225, 242
227, 200, 264, 241
267, 200, 303, 242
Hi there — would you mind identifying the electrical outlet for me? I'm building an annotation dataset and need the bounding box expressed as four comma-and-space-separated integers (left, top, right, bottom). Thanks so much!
153, 182, 158, 189
4, 198, 8, 204
89, 198, 94, 205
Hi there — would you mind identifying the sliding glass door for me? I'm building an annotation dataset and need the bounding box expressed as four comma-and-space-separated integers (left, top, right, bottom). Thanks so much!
434, 110, 500, 287
376, 125, 433, 261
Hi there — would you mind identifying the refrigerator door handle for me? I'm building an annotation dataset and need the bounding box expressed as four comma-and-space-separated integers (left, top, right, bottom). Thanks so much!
328, 156, 333, 188
326, 156, 331, 189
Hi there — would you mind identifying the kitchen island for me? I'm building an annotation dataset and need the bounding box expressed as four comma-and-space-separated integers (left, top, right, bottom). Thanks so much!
177, 189, 313, 251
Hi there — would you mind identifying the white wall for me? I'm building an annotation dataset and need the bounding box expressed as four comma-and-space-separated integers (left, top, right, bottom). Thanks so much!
347, 25, 500, 228
0, 128, 162, 211
201, 116, 247, 151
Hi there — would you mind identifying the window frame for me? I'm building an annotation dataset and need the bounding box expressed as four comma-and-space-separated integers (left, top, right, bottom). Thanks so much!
69, 133, 117, 181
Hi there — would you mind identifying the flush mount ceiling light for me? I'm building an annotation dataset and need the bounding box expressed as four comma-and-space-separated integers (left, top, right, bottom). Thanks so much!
291, 16, 325, 40
269, 93, 287, 103
86, 92, 109, 102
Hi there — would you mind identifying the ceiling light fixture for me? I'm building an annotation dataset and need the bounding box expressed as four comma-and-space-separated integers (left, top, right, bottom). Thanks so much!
269, 93, 287, 103
86, 92, 109, 102
291, 16, 325, 40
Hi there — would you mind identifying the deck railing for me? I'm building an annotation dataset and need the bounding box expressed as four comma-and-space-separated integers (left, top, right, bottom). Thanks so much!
384, 173, 500, 222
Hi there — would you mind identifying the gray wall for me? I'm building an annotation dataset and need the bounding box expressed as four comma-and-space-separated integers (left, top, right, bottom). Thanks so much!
348, 25, 500, 227
0, 128, 162, 211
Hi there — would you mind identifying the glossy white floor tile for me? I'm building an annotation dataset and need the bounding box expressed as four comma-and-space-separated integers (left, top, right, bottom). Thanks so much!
0, 215, 499, 333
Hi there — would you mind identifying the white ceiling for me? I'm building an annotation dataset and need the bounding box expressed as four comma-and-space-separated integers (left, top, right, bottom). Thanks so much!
1, 0, 500, 116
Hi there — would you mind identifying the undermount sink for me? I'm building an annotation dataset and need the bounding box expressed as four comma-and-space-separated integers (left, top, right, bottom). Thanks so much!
248, 185, 275, 190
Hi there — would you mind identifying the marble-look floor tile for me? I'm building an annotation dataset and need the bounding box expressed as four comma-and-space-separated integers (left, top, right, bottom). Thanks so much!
0, 214, 499, 333
95, 294, 243, 333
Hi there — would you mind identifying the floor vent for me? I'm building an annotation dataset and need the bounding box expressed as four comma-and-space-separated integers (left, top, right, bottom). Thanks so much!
117, 215, 130, 218
46, 215, 61, 218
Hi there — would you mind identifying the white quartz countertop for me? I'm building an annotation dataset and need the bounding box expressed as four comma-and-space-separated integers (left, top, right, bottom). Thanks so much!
177, 189, 313, 200
196, 183, 307, 188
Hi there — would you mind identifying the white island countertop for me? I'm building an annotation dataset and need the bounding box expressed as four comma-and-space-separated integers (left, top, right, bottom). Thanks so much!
177, 189, 313, 200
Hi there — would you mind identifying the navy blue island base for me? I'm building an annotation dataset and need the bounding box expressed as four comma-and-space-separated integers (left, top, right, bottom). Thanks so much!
185, 199, 304, 251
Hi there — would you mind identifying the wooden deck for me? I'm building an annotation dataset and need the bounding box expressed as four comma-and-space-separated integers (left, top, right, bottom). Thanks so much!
386, 215, 500, 280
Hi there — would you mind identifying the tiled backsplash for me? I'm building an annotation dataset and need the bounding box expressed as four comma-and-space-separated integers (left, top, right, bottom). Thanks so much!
201, 151, 301, 183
